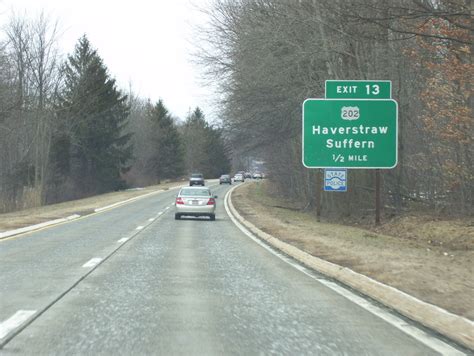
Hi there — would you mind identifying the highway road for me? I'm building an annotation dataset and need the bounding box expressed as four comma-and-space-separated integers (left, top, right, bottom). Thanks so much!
0, 182, 467, 355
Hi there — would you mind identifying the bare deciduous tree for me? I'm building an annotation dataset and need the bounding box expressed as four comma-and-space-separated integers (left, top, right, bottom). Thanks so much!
197, 0, 473, 218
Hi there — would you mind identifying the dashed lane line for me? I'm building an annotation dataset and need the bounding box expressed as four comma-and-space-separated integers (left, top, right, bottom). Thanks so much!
82, 258, 102, 268
0, 185, 227, 348
0, 311, 36, 340
0, 204, 177, 349
0, 182, 195, 242
0, 181, 220, 242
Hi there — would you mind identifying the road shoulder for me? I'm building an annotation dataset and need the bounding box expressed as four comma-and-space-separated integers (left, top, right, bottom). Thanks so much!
227, 181, 474, 350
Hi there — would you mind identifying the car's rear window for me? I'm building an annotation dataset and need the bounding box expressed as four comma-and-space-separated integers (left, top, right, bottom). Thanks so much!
191, 174, 203, 178
221, 175, 229, 178
180, 188, 210, 196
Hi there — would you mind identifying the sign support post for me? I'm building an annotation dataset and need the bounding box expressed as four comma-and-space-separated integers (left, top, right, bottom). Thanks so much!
315, 169, 322, 222
375, 169, 381, 225
303, 80, 397, 225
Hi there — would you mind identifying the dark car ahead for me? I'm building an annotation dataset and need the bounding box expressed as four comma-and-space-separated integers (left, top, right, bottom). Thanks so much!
219, 174, 232, 184
189, 173, 205, 186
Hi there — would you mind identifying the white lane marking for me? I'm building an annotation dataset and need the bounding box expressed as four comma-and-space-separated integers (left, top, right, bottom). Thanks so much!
157, 211, 163, 215
148, 218, 155, 222
136, 226, 144, 230
82, 258, 102, 268
0, 310, 36, 339
0, 183, 219, 240
316, 279, 465, 356
117, 237, 129, 244
0, 214, 81, 240
223, 188, 465, 356
94, 190, 164, 212
164, 207, 170, 210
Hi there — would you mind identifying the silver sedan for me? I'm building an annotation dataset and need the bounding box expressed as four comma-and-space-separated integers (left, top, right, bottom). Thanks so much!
174, 186, 217, 221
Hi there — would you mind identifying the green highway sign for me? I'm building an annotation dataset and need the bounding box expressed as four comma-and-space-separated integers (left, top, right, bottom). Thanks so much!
302, 99, 398, 169
325, 80, 391, 99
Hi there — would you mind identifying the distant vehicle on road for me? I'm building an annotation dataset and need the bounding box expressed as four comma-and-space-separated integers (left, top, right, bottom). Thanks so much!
219, 174, 232, 184
233, 173, 244, 182
244, 172, 252, 179
252, 172, 262, 179
189, 173, 205, 186
175, 186, 217, 221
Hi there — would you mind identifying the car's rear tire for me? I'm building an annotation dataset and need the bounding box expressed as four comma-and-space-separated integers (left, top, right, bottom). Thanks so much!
175, 213, 181, 220
209, 214, 215, 221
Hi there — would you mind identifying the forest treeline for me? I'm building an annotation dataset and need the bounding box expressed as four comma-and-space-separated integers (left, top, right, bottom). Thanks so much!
199, 0, 473, 217
0, 14, 230, 213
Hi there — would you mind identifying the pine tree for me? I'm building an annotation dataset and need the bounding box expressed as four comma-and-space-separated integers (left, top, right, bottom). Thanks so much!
204, 126, 231, 177
182, 107, 231, 177
51, 35, 132, 197
146, 100, 184, 182
182, 107, 210, 174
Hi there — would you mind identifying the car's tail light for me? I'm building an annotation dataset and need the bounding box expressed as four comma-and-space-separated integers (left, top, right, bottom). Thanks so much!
176, 197, 184, 205
207, 198, 215, 205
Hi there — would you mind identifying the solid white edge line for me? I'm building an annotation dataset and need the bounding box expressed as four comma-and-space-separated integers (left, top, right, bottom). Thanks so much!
223, 187, 465, 356
82, 258, 102, 268
0, 310, 36, 339
94, 189, 165, 212
0, 215, 81, 239
315, 279, 465, 356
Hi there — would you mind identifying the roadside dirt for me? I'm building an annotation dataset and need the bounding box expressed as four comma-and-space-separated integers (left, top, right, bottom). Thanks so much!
0, 180, 185, 232
232, 181, 474, 320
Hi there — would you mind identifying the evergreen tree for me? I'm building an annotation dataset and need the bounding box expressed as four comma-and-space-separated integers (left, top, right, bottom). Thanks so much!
51, 35, 132, 197
182, 107, 231, 177
146, 99, 184, 182
204, 127, 231, 177
182, 107, 210, 174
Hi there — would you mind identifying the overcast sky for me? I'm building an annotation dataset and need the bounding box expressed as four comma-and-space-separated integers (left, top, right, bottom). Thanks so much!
0, 0, 216, 121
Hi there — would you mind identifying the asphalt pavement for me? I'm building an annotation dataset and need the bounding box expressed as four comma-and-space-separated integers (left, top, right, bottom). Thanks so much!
0, 182, 467, 355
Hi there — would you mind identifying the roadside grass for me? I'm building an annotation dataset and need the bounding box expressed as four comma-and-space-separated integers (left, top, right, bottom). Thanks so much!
233, 181, 474, 320
247, 181, 412, 250
0, 180, 186, 232
249, 180, 474, 252
372, 214, 474, 251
